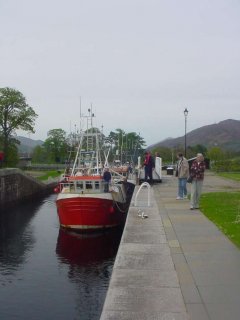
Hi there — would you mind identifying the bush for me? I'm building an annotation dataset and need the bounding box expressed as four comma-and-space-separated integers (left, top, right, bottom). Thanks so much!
211, 159, 240, 172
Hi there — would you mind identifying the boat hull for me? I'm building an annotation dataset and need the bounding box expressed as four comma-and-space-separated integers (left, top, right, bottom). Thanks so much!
56, 195, 128, 231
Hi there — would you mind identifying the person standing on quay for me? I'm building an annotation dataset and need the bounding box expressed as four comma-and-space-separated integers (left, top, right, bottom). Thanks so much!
143, 151, 155, 184
176, 152, 189, 200
189, 153, 206, 210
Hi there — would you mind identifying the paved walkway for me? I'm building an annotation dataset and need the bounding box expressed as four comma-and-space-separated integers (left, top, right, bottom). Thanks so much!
100, 172, 240, 320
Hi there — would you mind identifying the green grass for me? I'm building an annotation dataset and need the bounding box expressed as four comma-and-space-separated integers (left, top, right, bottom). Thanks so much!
217, 172, 240, 181
24, 170, 63, 181
200, 192, 240, 248
37, 170, 63, 181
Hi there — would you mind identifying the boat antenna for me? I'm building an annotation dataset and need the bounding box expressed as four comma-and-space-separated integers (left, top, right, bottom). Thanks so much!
79, 96, 82, 133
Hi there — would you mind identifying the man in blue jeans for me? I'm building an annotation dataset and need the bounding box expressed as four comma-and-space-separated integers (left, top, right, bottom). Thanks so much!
176, 152, 189, 199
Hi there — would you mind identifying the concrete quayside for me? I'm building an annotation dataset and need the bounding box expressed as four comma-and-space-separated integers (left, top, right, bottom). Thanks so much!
101, 171, 240, 320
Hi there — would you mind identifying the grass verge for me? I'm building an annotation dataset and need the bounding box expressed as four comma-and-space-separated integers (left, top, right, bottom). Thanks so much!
217, 172, 240, 181
37, 170, 63, 181
200, 192, 240, 248
24, 170, 63, 181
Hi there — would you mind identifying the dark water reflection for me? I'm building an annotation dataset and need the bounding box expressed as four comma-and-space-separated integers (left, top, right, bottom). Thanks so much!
0, 194, 122, 320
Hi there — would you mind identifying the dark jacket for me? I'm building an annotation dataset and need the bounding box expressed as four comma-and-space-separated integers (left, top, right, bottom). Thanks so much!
103, 171, 111, 182
190, 160, 206, 180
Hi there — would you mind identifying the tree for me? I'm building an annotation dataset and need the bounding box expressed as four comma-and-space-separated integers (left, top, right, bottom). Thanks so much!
31, 145, 49, 163
188, 144, 208, 158
207, 146, 226, 162
106, 129, 145, 163
0, 87, 38, 166
44, 129, 68, 163
151, 146, 174, 164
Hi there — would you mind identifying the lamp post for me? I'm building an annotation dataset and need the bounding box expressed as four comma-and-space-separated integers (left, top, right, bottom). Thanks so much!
184, 108, 189, 158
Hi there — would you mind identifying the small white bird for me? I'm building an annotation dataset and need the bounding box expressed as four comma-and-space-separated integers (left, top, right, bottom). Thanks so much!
141, 212, 148, 219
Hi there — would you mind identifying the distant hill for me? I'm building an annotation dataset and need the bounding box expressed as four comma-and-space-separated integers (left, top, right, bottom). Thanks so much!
16, 119, 240, 154
149, 119, 240, 152
17, 136, 44, 154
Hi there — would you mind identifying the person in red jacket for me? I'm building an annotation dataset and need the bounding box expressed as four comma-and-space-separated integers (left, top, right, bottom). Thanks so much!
143, 151, 155, 184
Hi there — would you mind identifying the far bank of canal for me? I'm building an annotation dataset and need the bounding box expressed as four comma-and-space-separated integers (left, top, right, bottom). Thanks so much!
0, 168, 57, 209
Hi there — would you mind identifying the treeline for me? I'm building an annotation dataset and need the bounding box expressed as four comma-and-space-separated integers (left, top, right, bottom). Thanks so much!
1, 87, 240, 171
0, 87, 146, 167
31, 128, 146, 165
151, 144, 240, 172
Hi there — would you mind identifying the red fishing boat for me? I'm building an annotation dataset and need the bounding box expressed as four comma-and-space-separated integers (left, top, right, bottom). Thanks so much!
56, 111, 135, 231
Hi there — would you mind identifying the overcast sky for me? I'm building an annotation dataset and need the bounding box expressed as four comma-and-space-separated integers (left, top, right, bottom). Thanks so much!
1, 0, 240, 146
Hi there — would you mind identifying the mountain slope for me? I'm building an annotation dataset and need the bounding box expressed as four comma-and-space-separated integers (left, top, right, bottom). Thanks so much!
17, 136, 44, 153
149, 119, 240, 152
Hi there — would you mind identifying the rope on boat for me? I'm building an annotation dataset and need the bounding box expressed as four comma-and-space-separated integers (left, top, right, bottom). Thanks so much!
113, 198, 128, 213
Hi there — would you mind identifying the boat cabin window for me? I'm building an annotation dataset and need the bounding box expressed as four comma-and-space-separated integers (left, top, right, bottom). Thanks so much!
95, 181, 100, 189
86, 181, 93, 189
76, 181, 84, 189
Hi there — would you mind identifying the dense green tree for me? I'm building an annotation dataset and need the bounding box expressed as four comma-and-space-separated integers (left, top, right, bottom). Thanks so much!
4, 139, 19, 166
106, 129, 145, 163
207, 147, 226, 162
151, 146, 175, 164
31, 127, 146, 165
207, 146, 234, 171
188, 144, 208, 158
44, 129, 68, 163
0, 87, 38, 166
207, 146, 226, 162
31, 145, 49, 163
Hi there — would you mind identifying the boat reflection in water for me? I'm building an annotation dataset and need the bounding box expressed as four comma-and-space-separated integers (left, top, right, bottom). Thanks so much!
56, 227, 122, 265
55, 227, 123, 318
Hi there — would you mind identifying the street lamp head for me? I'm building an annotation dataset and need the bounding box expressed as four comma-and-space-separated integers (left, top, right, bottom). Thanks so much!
184, 108, 189, 117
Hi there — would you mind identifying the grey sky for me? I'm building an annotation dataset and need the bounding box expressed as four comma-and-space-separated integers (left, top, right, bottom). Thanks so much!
1, 0, 240, 146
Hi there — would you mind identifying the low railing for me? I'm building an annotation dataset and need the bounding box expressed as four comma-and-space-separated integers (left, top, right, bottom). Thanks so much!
134, 182, 151, 207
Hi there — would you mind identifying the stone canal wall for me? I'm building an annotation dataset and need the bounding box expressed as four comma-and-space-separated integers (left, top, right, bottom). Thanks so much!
0, 168, 57, 209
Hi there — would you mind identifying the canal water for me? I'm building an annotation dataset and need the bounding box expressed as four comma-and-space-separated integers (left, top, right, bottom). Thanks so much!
0, 194, 123, 320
